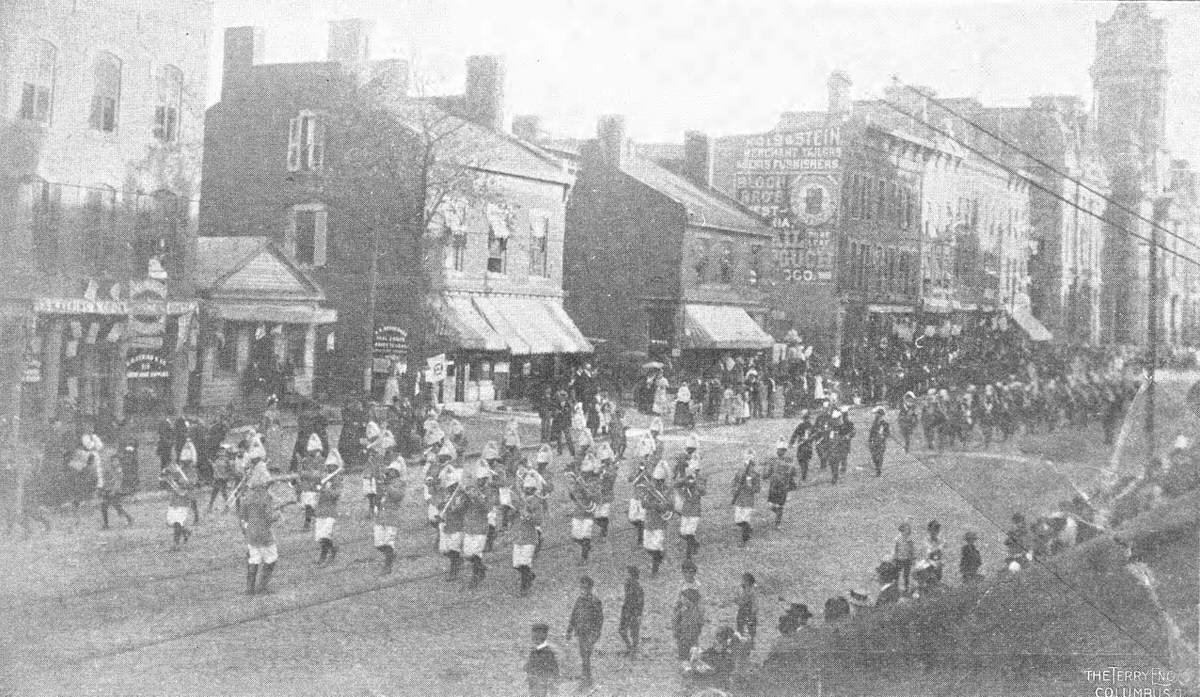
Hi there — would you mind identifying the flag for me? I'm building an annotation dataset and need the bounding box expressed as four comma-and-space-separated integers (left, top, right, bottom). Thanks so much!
325, 332, 335, 352
271, 323, 283, 336
83, 279, 98, 301
108, 281, 123, 301
255, 324, 266, 340
85, 322, 100, 345
106, 322, 123, 343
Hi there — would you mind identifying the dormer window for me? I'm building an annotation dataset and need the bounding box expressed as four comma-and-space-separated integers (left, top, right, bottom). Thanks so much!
19, 40, 56, 123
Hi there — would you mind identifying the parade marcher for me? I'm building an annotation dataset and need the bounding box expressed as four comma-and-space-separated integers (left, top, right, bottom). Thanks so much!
730, 450, 761, 547
626, 435, 653, 547
239, 462, 279, 595
361, 424, 382, 518
297, 434, 324, 531
512, 471, 545, 596
164, 461, 194, 550
867, 405, 890, 478
893, 522, 916, 593
569, 453, 601, 564
177, 436, 202, 525
96, 449, 133, 529
524, 623, 560, 697
765, 440, 797, 529
672, 432, 700, 481
208, 445, 237, 513
897, 392, 918, 453
565, 575, 604, 690
609, 406, 628, 459
436, 443, 467, 581
920, 390, 942, 451
674, 452, 706, 561
829, 407, 855, 484
959, 531, 983, 584
373, 457, 407, 576
499, 421, 523, 529
617, 565, 644, 657
642, 460, 673, 576
314, 450, 344, 566
463, 461, 499, 589
480, 440, 505, 549
788, 409, 815, 482
594, 442, 618, 538
812, 402, 833, 472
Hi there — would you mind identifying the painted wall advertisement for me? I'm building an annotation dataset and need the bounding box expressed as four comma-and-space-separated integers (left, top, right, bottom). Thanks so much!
733, 127, 842, 284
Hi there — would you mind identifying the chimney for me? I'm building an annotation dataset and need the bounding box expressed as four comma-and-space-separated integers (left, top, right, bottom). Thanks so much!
597, 115, 627, 168
328, 18, 374, 65
827, 70, 852, 117
512, 114, 542, 143
221, 26, 264, 99
464, 55, 506, 132
682, 131, 714, 188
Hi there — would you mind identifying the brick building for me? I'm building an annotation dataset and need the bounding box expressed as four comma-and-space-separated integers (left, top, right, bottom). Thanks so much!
200, 22, 588, 408
557, 117, 775, 376
0, 0, 212, 431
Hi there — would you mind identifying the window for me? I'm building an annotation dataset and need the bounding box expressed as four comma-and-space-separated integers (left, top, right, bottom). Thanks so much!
446, 233, 467, 272
153, 65, 183, 142
436, 197, 469, 272
288, 203, 328, 266
748, 244, 763, 287
19, 40, 56, 123
83, 185, 117, 261
287, 111, 324, 172
694, 239, 710, 283
718, 242, 734, 283
530, 213, 549, 277
89, 52, 121, 132
485, 204, 512, 274
31, 179, 61, 271
135, 190, 179, 275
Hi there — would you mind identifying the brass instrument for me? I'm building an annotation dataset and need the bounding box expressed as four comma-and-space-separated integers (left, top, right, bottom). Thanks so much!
640, 481, 674, 520
436, 483, 463, 521
318, 467, 345, 490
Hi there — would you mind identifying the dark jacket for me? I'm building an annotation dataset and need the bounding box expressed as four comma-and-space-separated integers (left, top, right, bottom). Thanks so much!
567, 593, 604, 641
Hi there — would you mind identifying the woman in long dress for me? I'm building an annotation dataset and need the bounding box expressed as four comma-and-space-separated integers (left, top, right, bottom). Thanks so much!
652, 372, 672, 418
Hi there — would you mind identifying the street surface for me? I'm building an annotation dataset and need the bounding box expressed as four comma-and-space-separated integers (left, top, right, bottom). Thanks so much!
0, 402, 1170, 696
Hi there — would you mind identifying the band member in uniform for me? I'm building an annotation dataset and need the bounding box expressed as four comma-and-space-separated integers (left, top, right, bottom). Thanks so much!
208, 444, 237, 514
164, 462, 194, 550
673, 433, 700, 480
920, 389, 941, 451
642, 460, 673, 576
240, 462, 279, 595
812, 402, 833, 472
627, 436, 652, 547
829, 408, 855, 484
569, 453, 601, 564
479, 441, 504, 551
373, 458, 407, 575
297, 436, 324, 531
500, 420, 523, 529
463, 462, 499, 588
897, 393, 918, 453
674, 453, 706, 561
96, 449, 133, 529
730, 450, 760, 546
314, 450, 344, 565
765, 440, 797, 529
437, 447, 467, 581
512, 472, 545, 596
594, 442, 618, 538
647, 417, 665, 462
867, 406, 890, 477
788, 409, 814, 482
177, 436, 202, 525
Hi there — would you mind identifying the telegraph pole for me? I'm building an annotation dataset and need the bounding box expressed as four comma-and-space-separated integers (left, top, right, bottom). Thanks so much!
1146, 216, 1157, 462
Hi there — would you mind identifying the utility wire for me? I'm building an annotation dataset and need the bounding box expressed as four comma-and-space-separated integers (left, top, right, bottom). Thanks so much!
875, 97, 1200, 271
891, 77, 1200, 258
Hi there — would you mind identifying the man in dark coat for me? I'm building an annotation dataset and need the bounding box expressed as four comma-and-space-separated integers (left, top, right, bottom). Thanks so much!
565, 575, 604, 689
788, 409, 815, 482
867, 405, 890, 477
524, 623, 559, 697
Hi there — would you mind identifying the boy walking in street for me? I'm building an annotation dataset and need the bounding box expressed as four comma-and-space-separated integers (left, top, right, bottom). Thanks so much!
524, 623, 560, 697
617, 565, 644, 657
565, 575, 604, 690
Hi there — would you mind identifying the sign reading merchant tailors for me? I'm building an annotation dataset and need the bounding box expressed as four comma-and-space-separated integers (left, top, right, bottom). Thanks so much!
372, 326, 408, 359
733, 127, 841, 285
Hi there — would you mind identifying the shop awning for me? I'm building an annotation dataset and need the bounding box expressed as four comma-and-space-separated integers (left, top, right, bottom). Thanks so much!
472, 296, 593, 355
433, 295, 509, 352
682, 304, 774, 350
432, 294, 593, 355
867, 303, 916, 314
213, 303, 337, 324
1009, 305, 1053, 342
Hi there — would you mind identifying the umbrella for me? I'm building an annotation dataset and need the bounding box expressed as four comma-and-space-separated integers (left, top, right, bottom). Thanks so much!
642, 361, 664, 371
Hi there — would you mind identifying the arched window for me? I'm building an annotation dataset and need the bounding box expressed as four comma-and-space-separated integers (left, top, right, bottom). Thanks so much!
90, 52, 121, 132
154, 65, 183, 142
19, 40, 56, 123
135, 190, 179, 275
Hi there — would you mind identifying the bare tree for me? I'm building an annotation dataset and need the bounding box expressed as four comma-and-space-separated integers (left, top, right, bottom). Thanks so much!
333, 65, 496, 401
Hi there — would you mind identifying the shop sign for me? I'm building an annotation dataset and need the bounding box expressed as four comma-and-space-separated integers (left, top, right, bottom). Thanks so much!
493, 362, 510, 374
34, 298, 194, 316
426, 354, 447, 383
23, 358, 41, 383
126, 352, 170, 379
372, 326, 408, 359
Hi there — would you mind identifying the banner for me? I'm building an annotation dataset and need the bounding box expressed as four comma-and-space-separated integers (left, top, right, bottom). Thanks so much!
426, 353, 447, 383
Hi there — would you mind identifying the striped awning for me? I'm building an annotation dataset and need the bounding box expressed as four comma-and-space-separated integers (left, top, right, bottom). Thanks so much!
682, 304, 773, 350
432, 294, 592, 355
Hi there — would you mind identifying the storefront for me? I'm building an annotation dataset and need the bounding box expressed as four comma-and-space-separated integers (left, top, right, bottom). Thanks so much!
22, 281, 197, 424
677, 303, 774, 376
428, 292, 592, 408
192, 238, 336, 409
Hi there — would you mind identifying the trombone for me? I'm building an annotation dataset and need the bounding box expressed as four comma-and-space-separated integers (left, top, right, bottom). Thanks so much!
639, 480, 674, 520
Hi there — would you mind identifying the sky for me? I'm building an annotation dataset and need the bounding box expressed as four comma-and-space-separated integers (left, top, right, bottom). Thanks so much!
208, 0, 1200, 161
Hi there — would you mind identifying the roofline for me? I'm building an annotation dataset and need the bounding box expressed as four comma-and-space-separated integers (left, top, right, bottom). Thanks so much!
198, 236, 326, 300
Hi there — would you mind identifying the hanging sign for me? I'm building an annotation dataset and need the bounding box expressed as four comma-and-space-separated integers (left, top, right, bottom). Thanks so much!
126, 351, 170, 379
372, 326, 408, 360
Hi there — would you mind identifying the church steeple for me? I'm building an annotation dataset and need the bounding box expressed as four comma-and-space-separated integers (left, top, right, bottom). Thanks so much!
1091, 2, 1169, 166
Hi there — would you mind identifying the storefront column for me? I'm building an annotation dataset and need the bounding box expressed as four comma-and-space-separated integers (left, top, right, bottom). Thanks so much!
41, 318, 63, 420
299, 323, 316, 397
235, 325, 251, 373
111, 337, 128, 423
